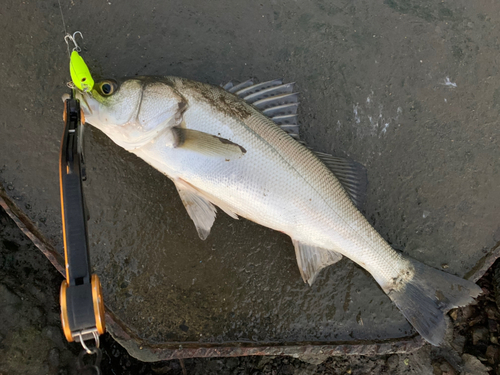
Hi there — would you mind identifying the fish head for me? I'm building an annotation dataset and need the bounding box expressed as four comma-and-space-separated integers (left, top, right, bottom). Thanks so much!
72, 78, 184, 150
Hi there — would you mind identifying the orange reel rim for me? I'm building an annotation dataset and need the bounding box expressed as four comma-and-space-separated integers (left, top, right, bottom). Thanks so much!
92, 274, 106, 335
60, 280, 73, 342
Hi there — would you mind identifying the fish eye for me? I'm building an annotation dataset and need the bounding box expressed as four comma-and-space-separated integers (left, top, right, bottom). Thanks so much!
99, 81, 117, 96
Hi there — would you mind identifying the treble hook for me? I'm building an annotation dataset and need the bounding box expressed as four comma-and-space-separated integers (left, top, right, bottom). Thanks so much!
64, 31, 83, 53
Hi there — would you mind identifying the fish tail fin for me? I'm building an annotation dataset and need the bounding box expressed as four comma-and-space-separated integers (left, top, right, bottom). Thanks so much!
386, 257, 481, 346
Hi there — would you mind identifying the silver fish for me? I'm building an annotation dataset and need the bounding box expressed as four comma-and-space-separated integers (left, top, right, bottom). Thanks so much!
75, 76, 481, 345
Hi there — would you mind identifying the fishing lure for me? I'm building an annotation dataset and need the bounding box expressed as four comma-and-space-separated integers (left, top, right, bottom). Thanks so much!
65, 31, 94, 92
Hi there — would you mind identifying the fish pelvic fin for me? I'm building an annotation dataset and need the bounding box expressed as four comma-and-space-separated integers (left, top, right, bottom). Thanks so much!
174, 179, 217, 240
385, 257, 481, 346
174, 179, 240, 240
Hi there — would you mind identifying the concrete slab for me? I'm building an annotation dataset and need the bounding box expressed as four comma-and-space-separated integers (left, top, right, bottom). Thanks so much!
1, 0, 499, 361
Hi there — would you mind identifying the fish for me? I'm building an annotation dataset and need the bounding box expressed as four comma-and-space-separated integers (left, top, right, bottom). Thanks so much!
74, 76, 481, 346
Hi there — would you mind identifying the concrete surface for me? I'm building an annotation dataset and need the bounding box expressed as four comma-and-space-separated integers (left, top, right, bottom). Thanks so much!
0, 205, 495, 375
1, 0, 500, 361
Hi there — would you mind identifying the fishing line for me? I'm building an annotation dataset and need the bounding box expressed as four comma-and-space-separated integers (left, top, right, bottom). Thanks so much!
55, 0, 94, 91
57, 0, 71, 57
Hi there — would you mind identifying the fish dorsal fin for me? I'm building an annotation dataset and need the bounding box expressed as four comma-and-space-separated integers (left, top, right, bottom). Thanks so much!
221, 79, 368, 208
222, 79, 300, 139
292, 239, 343, 286
174, 179, 217, 240
314, 152, 368, 210
226, 79, 254, 93
172, 128, 246, 159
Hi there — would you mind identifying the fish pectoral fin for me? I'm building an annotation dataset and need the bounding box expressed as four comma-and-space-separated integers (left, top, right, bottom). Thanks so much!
292, 239, 343, 286
174, 179, 217, 240
172, 128, 246, 159
313, 152, 368, 210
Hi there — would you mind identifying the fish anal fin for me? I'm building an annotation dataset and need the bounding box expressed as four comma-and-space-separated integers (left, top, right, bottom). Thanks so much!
292, 239, 343, 286
172, 128, 246, 159
314, 152, 368, 210
174, 179, 217, 240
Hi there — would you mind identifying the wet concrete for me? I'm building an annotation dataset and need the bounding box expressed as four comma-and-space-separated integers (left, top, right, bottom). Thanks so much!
1, 201, 496, 375
0, 209, 77, 374
1, 0, 500, 360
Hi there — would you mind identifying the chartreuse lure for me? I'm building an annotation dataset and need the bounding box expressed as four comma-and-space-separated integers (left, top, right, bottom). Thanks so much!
70, 50, 94, 92
65, 31, 94, 92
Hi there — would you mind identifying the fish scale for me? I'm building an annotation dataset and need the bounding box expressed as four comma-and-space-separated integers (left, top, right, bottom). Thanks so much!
76, 75, 482, 346
138, 81, 415, 290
